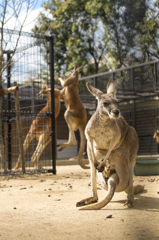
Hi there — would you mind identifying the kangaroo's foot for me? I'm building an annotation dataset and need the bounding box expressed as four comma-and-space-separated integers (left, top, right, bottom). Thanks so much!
13, 162, 21, 170
76, 196, 98, 207
33, 162, 42, 169
124, 200, 134, 208
57, 142, 77, 151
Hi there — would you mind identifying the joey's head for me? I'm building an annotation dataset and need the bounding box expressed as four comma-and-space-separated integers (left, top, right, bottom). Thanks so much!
86, 80, 120, 120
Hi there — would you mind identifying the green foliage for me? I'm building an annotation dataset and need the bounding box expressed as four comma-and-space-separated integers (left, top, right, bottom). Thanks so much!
32, 0, 159, 76
136, 3, 159, 61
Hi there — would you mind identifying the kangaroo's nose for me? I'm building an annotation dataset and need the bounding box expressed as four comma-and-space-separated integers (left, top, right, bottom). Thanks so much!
112, 109, 119, 115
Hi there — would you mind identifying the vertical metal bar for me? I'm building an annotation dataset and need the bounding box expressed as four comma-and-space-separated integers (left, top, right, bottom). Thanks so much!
131, 67, 134, 90
94, 76, 97, 88
133, 99, 136, 130
154, 62, 157, 91
112, 72, 115, 81
13, 82, 25, 173
31, 81, 35, 112
31, 81, 35, 153
7, 52, 12, 170
94, 76, 97, 108
49, 36, 56, 175
2, 96, 4, 139
157, 108, 158, 129
156, 108, 159, 153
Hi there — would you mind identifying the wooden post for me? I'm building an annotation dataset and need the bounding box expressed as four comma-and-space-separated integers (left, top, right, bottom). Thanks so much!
13, 82, 25, 173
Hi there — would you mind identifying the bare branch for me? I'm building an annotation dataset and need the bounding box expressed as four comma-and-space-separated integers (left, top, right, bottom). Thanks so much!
0, 0, 7, 63
1, 1, 33, 75
3, 1, 22, 26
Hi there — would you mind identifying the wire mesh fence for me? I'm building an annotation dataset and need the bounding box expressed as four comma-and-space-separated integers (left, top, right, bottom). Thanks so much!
79, 60, 159, 157
0, 29, 56, 175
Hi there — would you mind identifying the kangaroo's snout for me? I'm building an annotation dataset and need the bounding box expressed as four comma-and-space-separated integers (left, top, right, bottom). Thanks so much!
110, 108, 120, 119
112, 109, 119, 115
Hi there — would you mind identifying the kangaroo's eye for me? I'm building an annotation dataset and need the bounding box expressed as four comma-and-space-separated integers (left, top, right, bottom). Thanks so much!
103, 102, 108, 107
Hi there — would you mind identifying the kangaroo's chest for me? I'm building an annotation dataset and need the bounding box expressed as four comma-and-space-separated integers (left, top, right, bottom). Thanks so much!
94, 127, 113, 149
86, 121, 117, 150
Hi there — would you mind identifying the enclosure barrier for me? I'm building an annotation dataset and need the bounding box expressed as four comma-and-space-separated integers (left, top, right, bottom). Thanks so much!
0, 29, 56, 175
1, 27, 159, 175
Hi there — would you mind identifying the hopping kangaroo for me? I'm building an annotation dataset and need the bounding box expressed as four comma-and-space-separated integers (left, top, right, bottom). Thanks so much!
76, 80, 144, 210
57, 65, 88, 169
14, 82, 62, 169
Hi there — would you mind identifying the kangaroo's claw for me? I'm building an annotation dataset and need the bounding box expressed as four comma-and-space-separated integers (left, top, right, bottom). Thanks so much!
97, 162, 105, 172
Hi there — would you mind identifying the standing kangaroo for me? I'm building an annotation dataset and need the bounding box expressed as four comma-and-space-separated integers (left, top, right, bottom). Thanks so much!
14, 82, 62, 169
57, 65, 89, 169
76, 80, 144, 210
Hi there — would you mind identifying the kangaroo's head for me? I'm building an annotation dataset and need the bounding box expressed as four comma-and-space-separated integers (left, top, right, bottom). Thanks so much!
37, 81, 50, 100
64, 64, 83, 88
65, 64, 82, 78
86, 80, 120, 120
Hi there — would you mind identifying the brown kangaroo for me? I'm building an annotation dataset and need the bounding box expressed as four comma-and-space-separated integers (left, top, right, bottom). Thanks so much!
57, 65, 89, 169
14, 82, 62, 169
76, 80, 144, 210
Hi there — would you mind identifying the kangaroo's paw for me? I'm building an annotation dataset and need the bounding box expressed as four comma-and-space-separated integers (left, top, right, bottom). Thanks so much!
97, 162, 105, 172
94, 158, 103, 169
76, 196, 98, 207
56, 143, 65, 148
56, 143, 66, 151
57, 146, 67, 151
94, 162, 99, 168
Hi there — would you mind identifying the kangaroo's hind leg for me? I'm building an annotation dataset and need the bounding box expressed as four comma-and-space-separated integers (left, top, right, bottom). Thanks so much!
31, 132, 51, 169
124, 155, 137, 208
14, 131, 34, 169
77, 125, 89, 169
76, 141, 98, 207
57, 110, 77, 151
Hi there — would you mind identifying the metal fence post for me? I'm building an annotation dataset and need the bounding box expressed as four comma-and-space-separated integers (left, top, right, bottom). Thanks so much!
131, 68, 134, 90
49, 36, 56, 175
7, 52, 12, 170
112, 72, 115, 81
13, 82, 25, 173
154, 62, 157, 91
94, 76, 97, 108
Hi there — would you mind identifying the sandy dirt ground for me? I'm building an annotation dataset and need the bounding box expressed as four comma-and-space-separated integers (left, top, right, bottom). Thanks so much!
0, 164, 159, 240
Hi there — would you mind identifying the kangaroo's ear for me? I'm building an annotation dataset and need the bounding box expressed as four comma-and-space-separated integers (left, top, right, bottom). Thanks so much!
86, 82, 103, 99
73, 65, 83, 76
76, 66, 83, 72
75, 64, 79, 70
107, 80, 117, 98
41, 80, 48, 90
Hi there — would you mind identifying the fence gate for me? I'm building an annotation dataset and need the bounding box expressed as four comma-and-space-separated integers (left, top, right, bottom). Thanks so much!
0, 29, 56, 175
